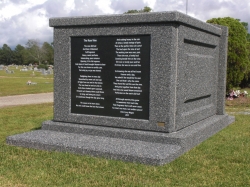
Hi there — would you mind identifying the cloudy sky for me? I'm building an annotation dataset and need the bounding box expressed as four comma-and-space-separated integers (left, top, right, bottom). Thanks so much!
1, 0, 250, 49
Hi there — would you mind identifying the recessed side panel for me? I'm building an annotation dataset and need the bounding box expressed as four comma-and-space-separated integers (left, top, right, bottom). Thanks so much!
176, 25, 220, 130
71, 35, 150, 120
184, 54, 215, 103
178, 54, 216, 125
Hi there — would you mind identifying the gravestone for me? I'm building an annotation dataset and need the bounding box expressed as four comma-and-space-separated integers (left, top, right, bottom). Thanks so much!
5, 69, 14, 74
47, 68, 53, 75
20, 67, 28, 71
7, 11, 234, 165
0, 65, 3, 70
41, 68, 47, 75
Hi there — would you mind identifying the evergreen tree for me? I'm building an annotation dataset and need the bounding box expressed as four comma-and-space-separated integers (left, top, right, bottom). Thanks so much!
0, 44, 13, 65
13, 44, 27, 65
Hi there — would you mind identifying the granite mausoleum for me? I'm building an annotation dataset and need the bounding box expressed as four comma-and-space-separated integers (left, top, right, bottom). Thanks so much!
7, 11, 235, 165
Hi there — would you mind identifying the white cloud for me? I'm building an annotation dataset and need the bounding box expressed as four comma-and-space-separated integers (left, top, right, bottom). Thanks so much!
110, 0, 145, 14
95, 0, 114, 14
27, 0, 47, 6
143, 0, 156, 9
154, 0, 186, 13
217, 0, 234, 2
0, 0, 48, 21
0, 0, 250, 49
0, 2, 25, 20
64, 0, 75, 13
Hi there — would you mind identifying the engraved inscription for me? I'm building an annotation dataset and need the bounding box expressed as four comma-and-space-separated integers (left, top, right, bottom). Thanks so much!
71, 35, 150, 120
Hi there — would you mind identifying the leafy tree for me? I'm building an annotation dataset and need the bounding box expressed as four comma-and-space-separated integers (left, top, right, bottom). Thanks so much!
240, 21, 250, 42
247, 34, 250, 42
26, 39, 43, 65
239, 22, 250, 87
42, 42, 54, 64
240, 42, 250, 87
37, 64, 48, 70
207, 17, 250, 89
240, 21, 248, 31
124, 6, 152, 14
0, 44, 13, 65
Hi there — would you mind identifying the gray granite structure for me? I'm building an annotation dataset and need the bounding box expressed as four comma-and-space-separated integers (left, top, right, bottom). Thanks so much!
7, 11, 234, 165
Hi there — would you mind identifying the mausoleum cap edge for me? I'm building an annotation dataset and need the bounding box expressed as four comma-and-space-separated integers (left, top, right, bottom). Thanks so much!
49, 11, 221, 35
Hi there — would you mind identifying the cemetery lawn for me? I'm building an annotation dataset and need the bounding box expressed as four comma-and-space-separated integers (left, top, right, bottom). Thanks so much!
0, 66, 53, 96
0, 103, 249, 186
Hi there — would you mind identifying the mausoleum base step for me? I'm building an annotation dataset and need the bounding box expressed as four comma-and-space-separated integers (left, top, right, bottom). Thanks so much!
6, 130, 182, 165
6, 115, 234, 165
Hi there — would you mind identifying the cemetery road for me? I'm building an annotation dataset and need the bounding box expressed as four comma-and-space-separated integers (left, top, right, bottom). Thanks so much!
0, 92, 53, 108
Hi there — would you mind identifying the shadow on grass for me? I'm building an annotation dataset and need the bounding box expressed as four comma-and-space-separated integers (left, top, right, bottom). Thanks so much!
31, 126, 42, 131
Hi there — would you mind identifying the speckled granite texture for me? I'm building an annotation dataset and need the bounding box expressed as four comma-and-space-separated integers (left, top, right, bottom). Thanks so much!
6, 11, 234, 165
49, 11, 228, 132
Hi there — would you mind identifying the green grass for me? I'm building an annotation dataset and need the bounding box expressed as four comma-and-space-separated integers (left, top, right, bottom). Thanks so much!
0, 66, 250, 186
0, 104, 249, 186
0, 66, 53, 96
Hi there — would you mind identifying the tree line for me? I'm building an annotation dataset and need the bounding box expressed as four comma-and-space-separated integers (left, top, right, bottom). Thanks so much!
0, 39, 54, 66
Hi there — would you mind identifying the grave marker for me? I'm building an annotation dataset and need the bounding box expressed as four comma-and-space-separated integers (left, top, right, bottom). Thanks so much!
41, 69, 47, 75
47, 68, 53, 75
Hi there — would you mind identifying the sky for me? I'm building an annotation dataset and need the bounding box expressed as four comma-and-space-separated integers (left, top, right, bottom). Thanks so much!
0, 0, 250, 49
